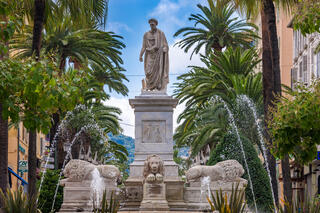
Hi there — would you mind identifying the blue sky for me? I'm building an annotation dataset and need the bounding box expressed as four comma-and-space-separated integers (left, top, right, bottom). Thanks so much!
104, 0, 206, 137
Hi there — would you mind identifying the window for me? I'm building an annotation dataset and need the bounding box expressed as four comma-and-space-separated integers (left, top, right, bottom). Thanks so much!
299, 61, 303, 81
291, 68, 298, 89
317, 52, 320, 78
303, 55, 308, 84
40, 138, 43, 155
294, 31, 298, 58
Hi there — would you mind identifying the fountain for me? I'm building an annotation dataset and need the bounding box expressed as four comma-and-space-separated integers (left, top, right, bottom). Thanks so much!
212, 96, 258, 213
58, 159, 120, 212
52, 96, 251, 213
237, 95, 277, 210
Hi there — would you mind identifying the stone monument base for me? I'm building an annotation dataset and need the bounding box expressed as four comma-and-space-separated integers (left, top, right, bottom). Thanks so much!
140, 183, 169, 211
122, 177, 186, 211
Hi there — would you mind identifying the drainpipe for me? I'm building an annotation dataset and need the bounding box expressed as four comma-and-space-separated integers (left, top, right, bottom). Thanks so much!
17, 125, 20, 189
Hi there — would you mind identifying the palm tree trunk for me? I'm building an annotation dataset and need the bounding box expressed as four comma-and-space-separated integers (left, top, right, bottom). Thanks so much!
0, 103, 8, 206
28, 131, 37, 199
27, 0, 45, 199
0, 14, 9, 208
262, 0, 281, 94
261, 7, 279, 207
281, 155, 292, 205
262, 0, 293, 206
32, 0, 45, 58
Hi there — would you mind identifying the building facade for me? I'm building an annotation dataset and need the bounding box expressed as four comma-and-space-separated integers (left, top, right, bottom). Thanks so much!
291, 31, 320, 87
7, 122, 48, 191
289, 26, 320, 200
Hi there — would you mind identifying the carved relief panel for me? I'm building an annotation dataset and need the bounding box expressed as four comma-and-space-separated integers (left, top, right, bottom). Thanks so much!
142, 120, 166, 143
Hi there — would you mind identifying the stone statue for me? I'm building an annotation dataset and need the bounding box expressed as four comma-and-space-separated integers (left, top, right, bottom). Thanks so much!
143, 154, 164, 183
139, 18, 169, 92
185, 160, 247, 183
59, 159, 121, 212
62, 159, 120, 182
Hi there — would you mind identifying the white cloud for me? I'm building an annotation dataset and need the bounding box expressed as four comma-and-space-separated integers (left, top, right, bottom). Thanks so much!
149, 0, 184, 28
107, 22, 132, 34
148, 0, 202, 35
103, 97, 186, 138
173, 102, 185, 131
169, 40, 204, 74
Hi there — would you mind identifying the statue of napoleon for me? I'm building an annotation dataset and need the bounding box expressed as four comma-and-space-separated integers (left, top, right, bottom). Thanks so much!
139, 18, 169, 92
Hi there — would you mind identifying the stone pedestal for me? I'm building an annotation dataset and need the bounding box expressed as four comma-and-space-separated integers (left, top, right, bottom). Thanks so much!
123, 93, 186, 211
59, 179, 117, 212
184, 181, 247, 211
128, 94, 179, 178
140, 183, 169, 211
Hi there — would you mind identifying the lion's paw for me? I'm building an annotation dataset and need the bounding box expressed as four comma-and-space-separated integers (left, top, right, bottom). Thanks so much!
155, 173, 163, 182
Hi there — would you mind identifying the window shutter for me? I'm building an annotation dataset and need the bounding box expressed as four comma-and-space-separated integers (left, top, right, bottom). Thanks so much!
291, 68, 298, 89
317, 52, 320, 78
303, 55, 308, 84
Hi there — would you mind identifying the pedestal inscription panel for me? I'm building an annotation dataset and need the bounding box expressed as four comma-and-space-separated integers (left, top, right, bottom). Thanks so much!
142, 120, 166, 143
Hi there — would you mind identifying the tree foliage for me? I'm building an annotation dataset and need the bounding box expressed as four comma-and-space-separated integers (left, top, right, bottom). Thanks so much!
174, 0, 258, 56
269, 81, 320, 164
173, 48, 262, 157
36, 170, 63, 213
208, 133, 273, 212
293, 0, 320, 53
293, 0, 320, 36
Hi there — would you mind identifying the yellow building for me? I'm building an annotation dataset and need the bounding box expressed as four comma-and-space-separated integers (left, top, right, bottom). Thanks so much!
7, 122, 48, 191
252, 8, 293, 88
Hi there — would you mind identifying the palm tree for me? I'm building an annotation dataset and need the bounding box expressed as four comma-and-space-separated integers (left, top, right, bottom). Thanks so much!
20, 0, 110, 199
174, 47, 261, 107
31, 0, 109, 58
173, 0, 258, 57
0, 103, 8, 199
0, 1, 25, 201
56, 98, 127, 168
230, 0, 297, 205
174, 47, 263, 159
11, 16, 127, 81
174, 103, 229, 158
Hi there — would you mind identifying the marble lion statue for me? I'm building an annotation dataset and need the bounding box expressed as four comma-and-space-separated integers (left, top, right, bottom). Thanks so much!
143, 154, 164, 183
186, 160, 245, 183
63, 159, 120, 182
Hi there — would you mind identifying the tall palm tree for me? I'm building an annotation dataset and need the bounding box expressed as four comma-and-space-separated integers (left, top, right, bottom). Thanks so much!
27, 0, 110, 199
173, 0, 258, 57
0, 1, 25, 201
0, 103, 8, 199
230, 0, 297, 205
174, 47, 262, 157
11, 17, 126, 82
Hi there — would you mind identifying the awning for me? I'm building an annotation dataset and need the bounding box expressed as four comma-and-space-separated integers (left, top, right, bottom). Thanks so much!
8, 167, 28, 186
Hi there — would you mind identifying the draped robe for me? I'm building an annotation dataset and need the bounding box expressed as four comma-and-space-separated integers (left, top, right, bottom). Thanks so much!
141, 29, 169, 91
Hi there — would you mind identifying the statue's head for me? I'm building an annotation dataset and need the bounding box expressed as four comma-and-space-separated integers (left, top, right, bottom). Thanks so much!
148, 18, 158, 31
143, 154, 164, 178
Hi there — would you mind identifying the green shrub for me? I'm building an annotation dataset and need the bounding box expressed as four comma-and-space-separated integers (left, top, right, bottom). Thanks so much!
37, 169, 63, 213
0, 187, 40, 213
207, 183, 247, 213
93, 191, 119, 213
278, 195, 320, 213
208, 132, 273, 212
